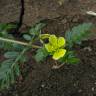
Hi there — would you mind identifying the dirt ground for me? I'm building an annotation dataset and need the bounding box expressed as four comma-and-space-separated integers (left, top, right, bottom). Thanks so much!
0, 0, 96, 25
0, 0, 96, 96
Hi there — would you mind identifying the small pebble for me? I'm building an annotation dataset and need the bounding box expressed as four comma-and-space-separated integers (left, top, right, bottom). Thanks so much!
41, 83, 45, 88
94, 82, 96, 85
83, 46, 92, 52
78, 89, 82, 93
73, 83, 77, 87
92, 87, 95, 91
61, 18, 67, 24
15, 94, 19, 96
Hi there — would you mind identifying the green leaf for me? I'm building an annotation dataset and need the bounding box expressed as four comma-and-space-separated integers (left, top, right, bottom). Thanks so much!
23, 34, 32, 41
0, 38, 14, 51
19, 55, 28, 63
12, 43, 24, 51
65, 23, 93, 48
0, 23, 8, 31
35, 23, 45, 32
0, 59, 13, 81
0, 23, 16, 32
6, 24, 17, 30
14, 64, 20, 76
66, 57, 79, 64
1, 59, 14, 68
0, 59, 20, 89
29, 22, 46, 36
59, 51, 79, 64
0, 31, 8, 37
4, 51, 19, 59
0, 41, 5, 48
35, 48, 48, 62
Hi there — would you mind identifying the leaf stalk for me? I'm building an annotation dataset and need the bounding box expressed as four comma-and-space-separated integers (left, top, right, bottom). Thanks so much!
0, 37, 41, 49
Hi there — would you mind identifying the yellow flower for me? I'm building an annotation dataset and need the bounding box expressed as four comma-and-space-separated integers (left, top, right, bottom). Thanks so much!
45, 35, 66, 60
53, 49, 66, 60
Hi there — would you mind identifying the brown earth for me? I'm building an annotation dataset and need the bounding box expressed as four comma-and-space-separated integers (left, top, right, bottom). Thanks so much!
0, 0, 96, 96
0, 0, 96, 25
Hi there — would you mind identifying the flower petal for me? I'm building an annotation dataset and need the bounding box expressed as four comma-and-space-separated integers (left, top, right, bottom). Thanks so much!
45, 44, 54, 52
58, 37, 66, 48
49, 35, 57, 47
53, 49, 66, 60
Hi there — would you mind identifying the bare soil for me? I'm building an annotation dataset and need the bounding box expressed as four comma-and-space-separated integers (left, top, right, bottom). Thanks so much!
0, 0, 96, 96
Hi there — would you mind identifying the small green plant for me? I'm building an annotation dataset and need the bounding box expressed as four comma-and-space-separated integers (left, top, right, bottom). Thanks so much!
35, 23, 93, 65
0, 22, 93, 89
0, 22, 45, 89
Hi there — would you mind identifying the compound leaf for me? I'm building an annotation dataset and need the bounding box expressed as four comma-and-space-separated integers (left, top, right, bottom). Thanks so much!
23, 34, 32, 41
4, 51, 19, 59
29, 22, 46, 37
59, 51, 79, 64
0, 59, 20, 89
65, 23, 93, 48
35, 48, 48, 62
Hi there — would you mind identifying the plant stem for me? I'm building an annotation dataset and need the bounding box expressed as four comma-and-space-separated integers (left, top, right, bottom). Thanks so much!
52, 63, 65, 69
11, 48, 27, 68
11, 39, 34, 68
0, 37, 41, 49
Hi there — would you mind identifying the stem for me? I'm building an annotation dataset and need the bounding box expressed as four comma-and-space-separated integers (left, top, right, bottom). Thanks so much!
52, 63, 65, 69
0, 37, 41, 49
11, 39, 34, 68
11, 48, 27, 68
